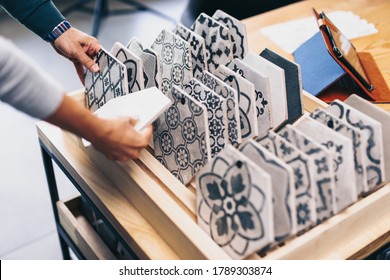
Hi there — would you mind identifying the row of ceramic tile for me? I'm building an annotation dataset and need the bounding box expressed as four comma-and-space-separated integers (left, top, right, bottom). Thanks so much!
196, 94, 388, 259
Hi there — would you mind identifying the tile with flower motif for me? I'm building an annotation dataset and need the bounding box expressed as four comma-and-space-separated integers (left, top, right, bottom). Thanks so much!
183, 78, 228, 158
197, 145, 274, 259
310, 108, 368, 195
228, 59, 272, 137
127, 37, 161, 89
153, 86, 211, 185
242, 52, 287, 129
325, 100, 385, 191
151, 29, 193, 95
212, 9, 248, 60
201, 71, 241, 146
239, 140, 296, 242
294, 116, 357, 212
172, 23, 207, 79
345, 94, 390, 183
191, 13, 234, 73
85, 48, 128, 112
278, 125, 336, 223
110, 42, 144, 93
260, 48, 304, 124
257, 131, 316, 232
214, 65, 258, 139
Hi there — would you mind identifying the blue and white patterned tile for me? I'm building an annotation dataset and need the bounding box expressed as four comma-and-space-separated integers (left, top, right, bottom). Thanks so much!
201, 71, 241, 146
191, 13, 233, 73
278, 125, 336, 223
326, 100, 385, 191
183, 78, 229, 158
153, 86, 211, 185
172, 23, 207, 79
151, 29, 193, 95
242, 52, 287, 129
212, 9, 248, 60
310, 108, 368, 195
257, 131, 316, 232
294, 116, 357, 212
228, 59, 272, 137
85, 48, 128, 112
197, 145, 274, 259
214, 65, 258, 140
239, 140, 297, 243
127, 37, 161, 89
110, 42, 144, 93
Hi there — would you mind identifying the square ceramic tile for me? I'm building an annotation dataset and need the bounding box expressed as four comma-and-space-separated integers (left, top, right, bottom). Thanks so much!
127, 37, 161, 89
110, 42, 144, 93
257, 131, 316, 232
294, 116, 357, 212
183, 78, 229, 157
172, 23, 207, 79
242, 52, 288, 129
239, 140, 297, 242
228, 59, 272, 137
197, 145, 273, 259
151, 29, 193, 95
191, 13, 234, 73
326, 100, 385, 191
153, 86, 211, 184
85, 48, 128, 112
310, 108, 368, 195
278, 125, 337, 223
260, 48, 304, 124
214, 65, 258, 139
345, 94, 390, 182
201, 71, 241, 146
212, 9, 248, 59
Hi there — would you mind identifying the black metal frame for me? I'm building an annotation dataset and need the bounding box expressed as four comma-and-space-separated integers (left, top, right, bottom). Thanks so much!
39, 141, 138, 260
61, 0, 176, 37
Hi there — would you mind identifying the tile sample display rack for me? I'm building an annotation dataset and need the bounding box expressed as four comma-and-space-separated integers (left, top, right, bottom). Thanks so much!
37, 89, 390, 260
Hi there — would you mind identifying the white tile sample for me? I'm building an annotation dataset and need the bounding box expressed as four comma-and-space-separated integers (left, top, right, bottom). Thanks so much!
201, 71, 241, 146
197, 145, 274, 259
278, 125, 337, 223
214, 65, 258, 139
295, 116, 357, 212
228, 59, 272, 137
242, 52, 288, 129
153, 86, 211, 184
239, 140, 297, 242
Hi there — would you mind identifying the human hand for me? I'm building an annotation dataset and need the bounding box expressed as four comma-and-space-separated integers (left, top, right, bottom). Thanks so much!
90, 117, 153, 162
52, 27, 101, 84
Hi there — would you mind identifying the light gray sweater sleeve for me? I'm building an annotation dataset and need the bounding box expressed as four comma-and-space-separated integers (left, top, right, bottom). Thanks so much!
0, 36, 64, 119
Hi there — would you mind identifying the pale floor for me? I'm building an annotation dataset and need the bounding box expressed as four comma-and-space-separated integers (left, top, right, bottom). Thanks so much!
0, 0, 188, 260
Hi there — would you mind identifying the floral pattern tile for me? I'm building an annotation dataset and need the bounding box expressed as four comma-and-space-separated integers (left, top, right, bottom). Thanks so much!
151, 29, 193, 95
214, 65, 258, 139
201, 71, 241, 146
257, 131, 316, 232
191, 13, 233, 73
110, 42, 143, 93
197, 145, 273, 259
295, 116, 357, 212
183, 78, 228, 157
212, 9, 248, 60
326, 100, 385, 191
85, 48, 128, 112
278, 125, 336, 224
153, 86, 211, 184
173, 23, 207, 79
239, 140, 296, 242
228, 59, 272, 137
310, 108, 368, 195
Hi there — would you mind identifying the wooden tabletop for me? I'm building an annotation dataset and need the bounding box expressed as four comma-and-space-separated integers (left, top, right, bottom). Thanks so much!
242, 0, 390, 111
